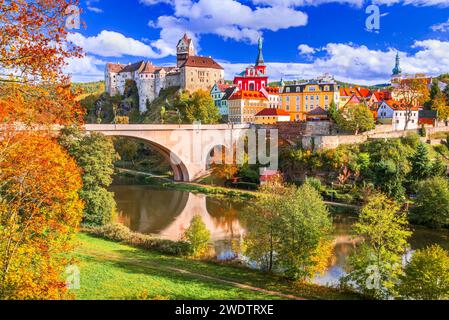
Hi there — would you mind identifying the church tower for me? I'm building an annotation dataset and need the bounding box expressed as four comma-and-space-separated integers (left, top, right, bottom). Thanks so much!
177, 33, 195, 67
391, 52, 402, 87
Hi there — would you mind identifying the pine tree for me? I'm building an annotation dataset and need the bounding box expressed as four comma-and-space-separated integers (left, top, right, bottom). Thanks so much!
409, 143, 431, 182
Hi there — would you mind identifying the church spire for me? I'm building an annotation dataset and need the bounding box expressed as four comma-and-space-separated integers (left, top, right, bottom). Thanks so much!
392, 51, 402, 76
255, 37, 265, 66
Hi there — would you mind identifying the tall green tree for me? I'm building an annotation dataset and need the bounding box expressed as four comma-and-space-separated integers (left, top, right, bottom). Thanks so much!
343, 193, 411, 299
335, 104, 375, 135
243, 179, 333, 281
408, 143, 432, 182
398, 245, 449, 300
410, 177, 449, 228
58, 126, 119, 226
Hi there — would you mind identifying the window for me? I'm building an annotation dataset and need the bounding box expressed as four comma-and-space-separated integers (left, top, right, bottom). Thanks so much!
296, 87, 300, 93
286, 88, 290, 93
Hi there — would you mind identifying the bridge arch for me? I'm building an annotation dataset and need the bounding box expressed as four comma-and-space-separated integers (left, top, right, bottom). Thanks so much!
109, 134, 190, 182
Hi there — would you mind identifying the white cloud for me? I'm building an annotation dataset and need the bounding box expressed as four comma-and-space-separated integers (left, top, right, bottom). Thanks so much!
298, 44, 316, 55
431, 18, 449, 32
64, 55, 105, 82
67, 30, 166, 58
86, 0, 103, 13
253, 0, 449, 7
143, 0, 308, 55
222, 39, 449, 85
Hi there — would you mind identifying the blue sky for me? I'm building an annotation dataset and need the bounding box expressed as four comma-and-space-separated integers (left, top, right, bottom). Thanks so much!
66, 0, 449, 84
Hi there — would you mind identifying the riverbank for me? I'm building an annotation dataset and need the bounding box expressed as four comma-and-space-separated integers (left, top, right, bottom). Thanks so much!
74, 233, 362, 300
114, 167, 257, 199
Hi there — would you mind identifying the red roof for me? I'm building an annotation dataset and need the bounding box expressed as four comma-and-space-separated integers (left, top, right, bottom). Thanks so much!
265, 87, 280, 94
383, 100, 421, 111
106, 62, 125, 73
256, 108, 290, 117
229, 90, 267, 100
181, 56, 223, 70
340, 87, 371, 98
217, 83, 230, 91
372, 91, 391, 101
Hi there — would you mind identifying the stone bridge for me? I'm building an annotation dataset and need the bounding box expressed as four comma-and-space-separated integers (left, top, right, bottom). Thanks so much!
85, 124, 251, 182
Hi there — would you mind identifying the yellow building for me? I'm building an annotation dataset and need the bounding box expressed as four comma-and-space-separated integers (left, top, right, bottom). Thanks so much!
228, 90, 268, 124
280, 80, 340, 121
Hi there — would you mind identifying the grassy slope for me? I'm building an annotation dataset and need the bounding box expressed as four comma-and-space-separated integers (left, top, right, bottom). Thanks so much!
74, 233, 360, 300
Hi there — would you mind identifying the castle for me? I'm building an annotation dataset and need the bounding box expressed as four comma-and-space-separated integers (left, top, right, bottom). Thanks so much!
105, 34, 225, 112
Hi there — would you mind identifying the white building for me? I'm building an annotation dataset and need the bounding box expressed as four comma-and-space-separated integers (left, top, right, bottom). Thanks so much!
377, 100, 420, 130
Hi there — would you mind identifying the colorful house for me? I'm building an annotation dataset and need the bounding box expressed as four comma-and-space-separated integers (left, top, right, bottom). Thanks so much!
280, 78, 339, 122
255, 108, 290, 124
339, 87, 371, 108
228, 90, 268, 124
260, 86, 280, 109
210, 82, 231, 116
233, 38, 268, 92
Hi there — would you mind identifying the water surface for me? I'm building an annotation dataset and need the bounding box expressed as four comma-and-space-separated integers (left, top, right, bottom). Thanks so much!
111, 184, 449, 286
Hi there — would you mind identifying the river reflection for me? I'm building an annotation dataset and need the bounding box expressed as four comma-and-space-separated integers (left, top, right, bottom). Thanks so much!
111, 185, 449, 286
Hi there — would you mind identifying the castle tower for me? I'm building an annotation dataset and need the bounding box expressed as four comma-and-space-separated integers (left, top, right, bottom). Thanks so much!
177, 33, 195, 67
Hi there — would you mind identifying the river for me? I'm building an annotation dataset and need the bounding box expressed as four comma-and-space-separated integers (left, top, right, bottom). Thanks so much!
111, 184, 449, 286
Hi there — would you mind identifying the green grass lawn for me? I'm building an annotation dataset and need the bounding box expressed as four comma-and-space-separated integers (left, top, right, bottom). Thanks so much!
73, 233, 361, 300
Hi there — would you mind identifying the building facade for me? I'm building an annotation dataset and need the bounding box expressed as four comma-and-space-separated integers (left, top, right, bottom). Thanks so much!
228, 90, 268, 124
105, 34, 224, 112
210, 83, 231, 116
280, 77, 340, 121
233, 38, 268, 92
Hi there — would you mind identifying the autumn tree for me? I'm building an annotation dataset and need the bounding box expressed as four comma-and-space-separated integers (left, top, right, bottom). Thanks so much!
0, 133, 84, 299
395, 78, 430, 130
343, 193, 411, 299
335, 103, 375, 135
0, 0, 84, 125
243, 179, 333, 280
0, 0, 87, 300
183, 215, 211, 258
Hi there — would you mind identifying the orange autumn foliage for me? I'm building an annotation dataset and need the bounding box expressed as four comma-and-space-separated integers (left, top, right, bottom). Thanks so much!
0, 0, 83, 83
0, 0, 85, 125
0, 131, 84, 299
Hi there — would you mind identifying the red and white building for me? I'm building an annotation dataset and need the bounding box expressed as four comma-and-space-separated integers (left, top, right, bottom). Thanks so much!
233, 38, 268, 92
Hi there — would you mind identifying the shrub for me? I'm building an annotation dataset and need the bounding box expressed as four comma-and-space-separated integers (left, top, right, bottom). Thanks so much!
304, 177, 323, 193
183, 215, 211, 258
410, 177, 449, 228
398, 245, 449, 300
83, 224, 190, 256
419, 125, 427, 137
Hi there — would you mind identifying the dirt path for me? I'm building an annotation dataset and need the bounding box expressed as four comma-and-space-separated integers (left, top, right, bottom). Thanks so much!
79, 246, 305, 300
